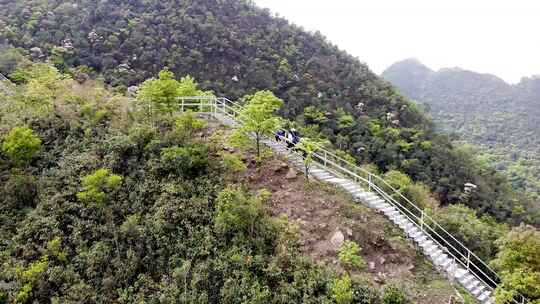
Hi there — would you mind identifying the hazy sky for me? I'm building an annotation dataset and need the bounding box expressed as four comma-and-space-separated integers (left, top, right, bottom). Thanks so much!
255, 0, 540, 84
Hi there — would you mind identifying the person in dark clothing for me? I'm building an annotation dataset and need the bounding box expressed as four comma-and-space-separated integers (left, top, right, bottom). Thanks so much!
286, 129, 296, 149
275, 129, 286, 142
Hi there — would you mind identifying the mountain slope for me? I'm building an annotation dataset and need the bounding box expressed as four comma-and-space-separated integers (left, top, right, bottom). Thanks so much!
0, 0, 536, 224
382, 59, 540, 199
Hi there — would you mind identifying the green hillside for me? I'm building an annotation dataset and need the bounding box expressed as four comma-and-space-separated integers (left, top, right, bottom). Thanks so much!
382, 59, 540, 200
1, 0, 537, 225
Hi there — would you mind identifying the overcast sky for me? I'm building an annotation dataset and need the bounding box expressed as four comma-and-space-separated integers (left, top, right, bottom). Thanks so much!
255, 0, 540, 84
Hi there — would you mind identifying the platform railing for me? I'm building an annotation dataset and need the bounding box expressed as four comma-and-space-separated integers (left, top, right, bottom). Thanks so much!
163, 96, 526, 304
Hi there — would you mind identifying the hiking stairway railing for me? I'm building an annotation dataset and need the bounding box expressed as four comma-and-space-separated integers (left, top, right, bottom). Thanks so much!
166, 96, 526, 304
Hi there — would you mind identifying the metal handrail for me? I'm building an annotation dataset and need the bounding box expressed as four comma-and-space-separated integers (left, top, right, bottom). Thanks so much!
145, 96, 526, 304
213, 97, 502, 288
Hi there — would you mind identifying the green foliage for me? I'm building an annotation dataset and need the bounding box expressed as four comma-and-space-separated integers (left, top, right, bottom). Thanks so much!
160, 144, 209, 177
137, 70, 211, 114
338, 240, 365, 271
432, 204, 506, 260
0, 0, 533, 225
137, 69, 182, 114
1, 126, 41, 165
0, 46, 26, 76
76, 168, 123, 205
384, 59, 540, 199
0, 63, 344, 303
174, 111, 207, 139
336, 108, 356, 129
46, 237, 68, 262
237, 90, 283, 158
382, 284, 408, 304
296, 137, 320, 181
220, 152, 247, 175
401, 182, 431, 209
214, 186, 272, 240
383, 170, 412, 190
1, 169, 36, 209
492, 225, 540, 303
350, 278, 380, 304
303, 106, 328, 124
331, 275, 353, 304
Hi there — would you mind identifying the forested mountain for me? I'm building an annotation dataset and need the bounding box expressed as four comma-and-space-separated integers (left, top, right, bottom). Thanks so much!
1, 1, 540, 302
382, 59, 540, 199
1, 0, 537, 225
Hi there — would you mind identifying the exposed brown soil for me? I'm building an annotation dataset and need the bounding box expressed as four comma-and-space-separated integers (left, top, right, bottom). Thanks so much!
238, 155, 461, 304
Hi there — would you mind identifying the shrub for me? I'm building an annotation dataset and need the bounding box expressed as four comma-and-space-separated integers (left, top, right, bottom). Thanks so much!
76, 168, 123, 205
383, 170, 412, 191
174, 111, 206, 139
331, 276, 353, 304
160, 144, 209, 177
351, 277, 380, 304
220, 152, 246, 175
2, 170, 37, 209
214, 186, 272, 240
1, 127, 41, 166
338, 240, 365, 272
382, 285, 408, 304
402, 182, 431, 209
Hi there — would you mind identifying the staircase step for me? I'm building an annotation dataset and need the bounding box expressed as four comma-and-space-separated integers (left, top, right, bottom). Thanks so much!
478, 290, 491, 302
472, 285, 486, 296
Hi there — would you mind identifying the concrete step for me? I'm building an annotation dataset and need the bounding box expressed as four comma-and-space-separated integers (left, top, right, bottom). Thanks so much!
478, 290, 491, 302
465, 279, 481, 292
471, 285, 486, 297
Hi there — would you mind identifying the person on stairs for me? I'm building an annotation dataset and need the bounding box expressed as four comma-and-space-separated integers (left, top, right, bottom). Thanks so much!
275, 129, 286, 142
286, 129, 296, 149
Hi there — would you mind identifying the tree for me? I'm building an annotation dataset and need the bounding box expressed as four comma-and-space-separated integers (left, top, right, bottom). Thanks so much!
236, 90, 283, 158
77, 168, 123, 205
338, 240, 365, 272
1, 126, 41, 166
303, 106, 327, 124
296, 137, 320, 181
137, 69, 181, 114
432, 204, 505, 261
383, 170, 412, 191
137, 70, 212, 115
160, 144, 209, 177
491, 225, 540, 304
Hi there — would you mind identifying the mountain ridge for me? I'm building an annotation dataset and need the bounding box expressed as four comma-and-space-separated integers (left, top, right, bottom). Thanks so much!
382, 58, 540, 199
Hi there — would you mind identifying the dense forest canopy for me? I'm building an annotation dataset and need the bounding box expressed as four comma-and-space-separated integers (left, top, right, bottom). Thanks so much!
1, 0, 537, 225
383, 59, 540, 201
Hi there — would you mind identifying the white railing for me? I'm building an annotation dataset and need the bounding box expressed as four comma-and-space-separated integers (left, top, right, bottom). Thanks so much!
151, 96, 527, 304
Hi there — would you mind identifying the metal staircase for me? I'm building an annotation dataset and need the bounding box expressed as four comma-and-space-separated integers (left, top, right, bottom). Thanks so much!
173, 96, 527, 304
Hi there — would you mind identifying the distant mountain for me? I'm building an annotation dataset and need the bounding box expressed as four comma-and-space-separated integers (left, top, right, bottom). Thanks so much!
383, 59, 540, 197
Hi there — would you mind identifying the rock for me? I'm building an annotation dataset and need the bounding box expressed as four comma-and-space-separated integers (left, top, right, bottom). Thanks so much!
330, 230, 344, 248
378, 257, 386, 265
73, 71, 89, 84
127, 86, 139, 97
374, 272, 386, 283
318, 223, 328, 229
369, 261, 376, 270
285, 168, 297, 179
274, 162, 288, 172
30, 47, 44, 59
345, 227, 353, 236
406, 264, 415, 271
